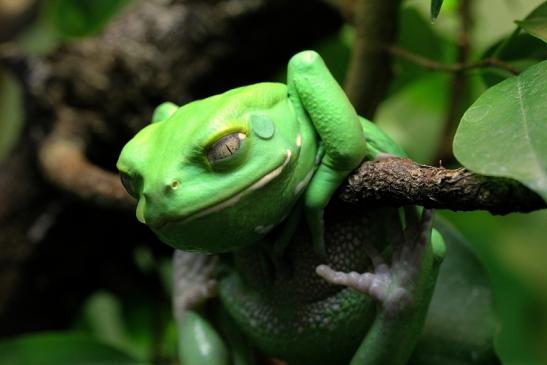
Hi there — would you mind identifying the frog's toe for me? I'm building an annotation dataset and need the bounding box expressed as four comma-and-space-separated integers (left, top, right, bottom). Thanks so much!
315, 264, 391, 301
288, 50, 321, 71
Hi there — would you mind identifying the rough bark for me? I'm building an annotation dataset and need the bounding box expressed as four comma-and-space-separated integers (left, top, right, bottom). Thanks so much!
339, 158, 546, 215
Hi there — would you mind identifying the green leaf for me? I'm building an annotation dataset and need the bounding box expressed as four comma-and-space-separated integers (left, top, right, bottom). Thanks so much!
77, 291, 142, 359
0, 68, 23, 161
516, 1, 547, 43
46, 0, 129, 38
430, 0, 444, 21
454, 60, 547, 201
0, 332, 144, 365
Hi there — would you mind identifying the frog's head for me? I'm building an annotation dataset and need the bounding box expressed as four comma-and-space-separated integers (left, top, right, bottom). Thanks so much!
117, 83, 313, 253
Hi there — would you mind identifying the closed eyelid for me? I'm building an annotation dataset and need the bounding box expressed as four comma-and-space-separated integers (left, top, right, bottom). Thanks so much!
207, 133, 246, 162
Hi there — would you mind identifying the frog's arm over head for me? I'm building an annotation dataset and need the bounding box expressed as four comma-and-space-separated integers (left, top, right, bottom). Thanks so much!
287, 51, 367, 257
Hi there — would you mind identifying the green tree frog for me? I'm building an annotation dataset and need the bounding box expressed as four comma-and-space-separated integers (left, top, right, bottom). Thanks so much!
117, 51, 447, 365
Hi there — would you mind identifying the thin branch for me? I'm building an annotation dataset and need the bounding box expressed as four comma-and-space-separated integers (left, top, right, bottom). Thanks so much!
38, 106, 135, 210
338, 157, 546, 215
389, 46, 519, 75
435, 0, 474, 165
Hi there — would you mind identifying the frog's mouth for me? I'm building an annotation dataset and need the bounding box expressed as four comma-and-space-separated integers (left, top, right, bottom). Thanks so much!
160, 149, 292, 228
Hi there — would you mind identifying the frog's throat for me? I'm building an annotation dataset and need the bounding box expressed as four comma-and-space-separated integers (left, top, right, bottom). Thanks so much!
172, 149, 293, 225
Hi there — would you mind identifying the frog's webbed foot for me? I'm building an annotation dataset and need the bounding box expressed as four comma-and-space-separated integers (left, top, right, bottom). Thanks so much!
316, 208, 437, 316
174, 251, 242, 365
173, 250, 218, 319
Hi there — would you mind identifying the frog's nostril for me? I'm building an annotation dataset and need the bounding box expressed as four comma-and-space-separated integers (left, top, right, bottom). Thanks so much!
165, 179, 180, 192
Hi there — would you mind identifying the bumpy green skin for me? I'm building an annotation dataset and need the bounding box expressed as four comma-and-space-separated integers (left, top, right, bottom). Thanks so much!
117, 51, 444, 365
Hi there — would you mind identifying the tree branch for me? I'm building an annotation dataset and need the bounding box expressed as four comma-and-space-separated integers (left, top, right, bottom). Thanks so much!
338, 157, 545, 215
38, 106, 135, 210
344, 0, 402, 118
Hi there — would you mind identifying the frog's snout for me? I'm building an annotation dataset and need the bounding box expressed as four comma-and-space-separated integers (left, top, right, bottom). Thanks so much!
137, 193, 167, 228
137, 178, 181, 228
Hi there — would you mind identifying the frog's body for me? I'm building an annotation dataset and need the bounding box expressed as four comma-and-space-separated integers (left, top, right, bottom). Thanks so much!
117, 51, 490, 365
220, 206, 401, 365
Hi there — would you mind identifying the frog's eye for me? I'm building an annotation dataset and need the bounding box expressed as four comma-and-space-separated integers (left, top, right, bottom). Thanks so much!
207, 132, 247, 166
120, 172, 138, 198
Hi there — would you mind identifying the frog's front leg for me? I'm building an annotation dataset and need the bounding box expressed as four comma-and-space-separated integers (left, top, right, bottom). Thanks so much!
287, 51, 367, 257
316, 208, 446, 365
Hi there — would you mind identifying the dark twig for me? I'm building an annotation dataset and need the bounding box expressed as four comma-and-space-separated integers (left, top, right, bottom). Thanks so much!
388, 46, 519, 75
344, 0, 402, 118
435, 0, 474, 165
339, 157, 546, 215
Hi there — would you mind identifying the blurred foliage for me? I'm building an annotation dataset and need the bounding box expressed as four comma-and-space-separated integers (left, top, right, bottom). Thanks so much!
73, 289, 178, 363
517, 1, 547, 44
377, 73, 449, 163
442, 209, 547, 364
430, 0, 444, 21
0, 0, 546, 364
0, 67, 23, 161
0, 332, 145, 365
391, 6, 451, 93
45, 0, 129, 39
481, 33, 547, 88
17, 0, 129, 54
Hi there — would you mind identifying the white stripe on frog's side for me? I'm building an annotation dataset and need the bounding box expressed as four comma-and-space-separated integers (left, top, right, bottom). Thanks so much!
250, 149, 292, 191
186, 150, 292, 222
295, 168, 315, 195
296, 133, 302, 148
295, 146, 322, 196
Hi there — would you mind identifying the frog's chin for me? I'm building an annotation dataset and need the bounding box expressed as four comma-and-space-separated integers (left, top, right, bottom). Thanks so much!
162, 149, 292, 227
153, 218, 266, 253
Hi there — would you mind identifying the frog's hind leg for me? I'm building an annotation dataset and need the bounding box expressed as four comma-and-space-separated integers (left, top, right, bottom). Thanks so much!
216, 304, 257, 365
316, 208, 446, 365
173, 250, 257, 365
